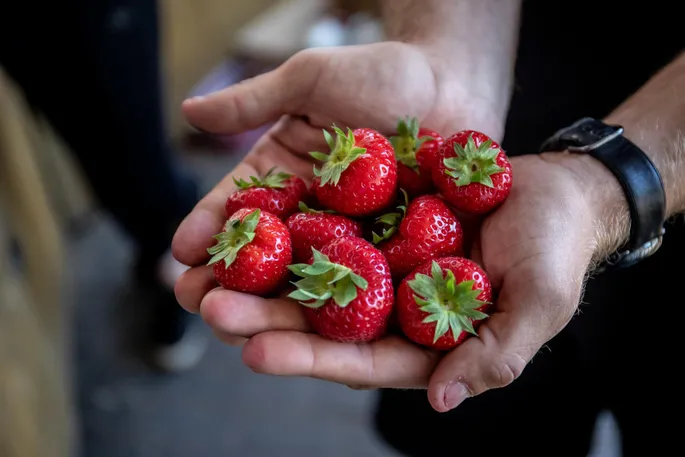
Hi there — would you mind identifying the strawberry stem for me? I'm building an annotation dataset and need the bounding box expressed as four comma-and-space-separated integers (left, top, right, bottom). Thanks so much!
288, 248, 369, 308
232, 167, 292, 189
371, 189, 409, 244
408, 260, 489, 343
389, 116, 433, 171
310, 126, 367, 187
206, 209, 261, 268
443, 134, 504, 188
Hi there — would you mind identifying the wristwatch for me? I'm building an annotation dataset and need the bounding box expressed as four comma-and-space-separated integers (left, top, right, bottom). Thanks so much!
539, 117, 666, 271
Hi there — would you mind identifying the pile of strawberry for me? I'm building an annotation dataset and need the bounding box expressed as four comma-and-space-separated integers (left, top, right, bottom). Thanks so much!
207, 117, 512, 350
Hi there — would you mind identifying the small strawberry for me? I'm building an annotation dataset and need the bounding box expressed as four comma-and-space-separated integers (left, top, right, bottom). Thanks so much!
372, 192, 463, 280
433, 130, 512, 214
207, 208, 292, 296
397, 257, 492, 351
389, 116, 444, 198
287, 236, 394, 343
286, 202, 364, 263
310, 126, 397, 217
225, 167, 308, 219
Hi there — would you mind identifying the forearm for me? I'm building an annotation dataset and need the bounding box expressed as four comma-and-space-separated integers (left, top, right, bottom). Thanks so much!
381, 0, 523, 127
567, 51, 685, 258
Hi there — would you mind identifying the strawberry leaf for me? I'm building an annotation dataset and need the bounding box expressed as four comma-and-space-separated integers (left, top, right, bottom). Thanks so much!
310, 126, 367, 187
443, 133, 505, 188
371, 189, 409, 244
232, 167, 293, 189
287, 248, 368, 309
408, 260, 490, 343
206, 209, 261, 268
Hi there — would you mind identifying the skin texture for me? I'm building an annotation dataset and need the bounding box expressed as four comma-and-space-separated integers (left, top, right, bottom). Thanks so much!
211, 208, 292, 296
286, 211, 363, 263
433, 130, 513, 215
396, 127, 444, 198
298, 236, 394, 343
312, 128, 398, 217
397, 257, 492, 351
377, 195, 463, 279
225, 176, 308, 220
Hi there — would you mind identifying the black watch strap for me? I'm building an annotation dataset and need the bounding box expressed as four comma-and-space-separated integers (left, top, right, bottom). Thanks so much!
540, 117, 666, 269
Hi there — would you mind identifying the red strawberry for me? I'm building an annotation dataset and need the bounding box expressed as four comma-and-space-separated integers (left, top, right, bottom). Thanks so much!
397, 257, 492, 350
433, 130, 512, 214
285, 202, 363, 263
225, 167, 308, 219
389, 116, 444, 198
372, 192, 463, 280
310, 127, 397, 217
287, 236, 394, 343
207, 208, 292, 296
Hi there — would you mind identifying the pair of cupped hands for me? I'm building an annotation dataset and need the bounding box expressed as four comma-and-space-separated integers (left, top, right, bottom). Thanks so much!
173, 42, 600, 412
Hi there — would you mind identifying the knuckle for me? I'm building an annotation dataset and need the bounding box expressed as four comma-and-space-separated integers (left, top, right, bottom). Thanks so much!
484, 354, 527, 390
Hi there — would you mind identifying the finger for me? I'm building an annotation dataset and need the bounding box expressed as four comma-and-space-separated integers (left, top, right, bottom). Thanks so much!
269, 115, 329, 157
174, 266, 216, 313
242, 332, 441, 388
200, 289, 311, 337
182, 66, 311, 135
427, 278, 577, 413
212, 329, 247, 347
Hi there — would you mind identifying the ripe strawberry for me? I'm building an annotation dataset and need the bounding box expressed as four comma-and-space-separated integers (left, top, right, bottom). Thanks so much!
225, 167, 308, 219
389, 116, 444, 198
310, 126, 397, 217
285, 202, 363, 263
372, 192, 463, 280
397, 257, 492, 350
207, 208, 292, 296
433, 130, 512, 214
287, 236, 394, 343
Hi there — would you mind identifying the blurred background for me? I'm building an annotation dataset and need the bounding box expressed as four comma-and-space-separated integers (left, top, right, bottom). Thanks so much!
0, 0, 617, 456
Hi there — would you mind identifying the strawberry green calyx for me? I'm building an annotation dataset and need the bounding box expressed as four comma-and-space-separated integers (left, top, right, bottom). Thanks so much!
310, 127, 367, 187
443, 134, 504, 188
288, 248, 369, 308
389, 116, 433, 171
297, 201, 336, 214
206, 209, 260, 268
408, 261, 490, 343
232, 166, 292, 189
371, 189, 409, 244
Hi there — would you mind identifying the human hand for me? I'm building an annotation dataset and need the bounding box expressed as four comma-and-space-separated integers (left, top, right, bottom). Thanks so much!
172, 42, 606, 411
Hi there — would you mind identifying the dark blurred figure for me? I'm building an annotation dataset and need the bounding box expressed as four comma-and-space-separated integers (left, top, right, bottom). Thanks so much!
0, 0, 206, 372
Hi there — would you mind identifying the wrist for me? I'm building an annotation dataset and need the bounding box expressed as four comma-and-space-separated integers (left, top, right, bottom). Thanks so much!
540, 151, 631, 263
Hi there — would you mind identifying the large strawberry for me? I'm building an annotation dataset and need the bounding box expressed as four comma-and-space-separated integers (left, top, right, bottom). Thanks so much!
225, 167, 308, 220
310, 126, 397, 217
286, 202, 363, 263
372, 192, 463, 280
389, 116, 444, 198
397, 257, 492, 350
433, 130, 512, 214
287, 236, 394, 343
207, 208, 292, 296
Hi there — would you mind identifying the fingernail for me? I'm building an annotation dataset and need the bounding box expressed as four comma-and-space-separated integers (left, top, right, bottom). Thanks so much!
444, 382, 471, 410
183, 95, 205, 104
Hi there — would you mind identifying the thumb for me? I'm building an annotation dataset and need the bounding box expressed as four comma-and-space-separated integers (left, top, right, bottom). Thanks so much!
426, 276, 577, 413
182, 64, 311, 135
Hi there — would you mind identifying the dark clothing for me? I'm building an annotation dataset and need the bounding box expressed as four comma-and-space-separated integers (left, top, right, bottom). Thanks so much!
0, 0, 199, 343
375, 1, 685, 456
